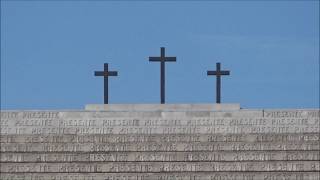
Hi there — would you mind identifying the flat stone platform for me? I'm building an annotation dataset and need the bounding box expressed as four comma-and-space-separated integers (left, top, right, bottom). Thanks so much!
85, 103, 241, 111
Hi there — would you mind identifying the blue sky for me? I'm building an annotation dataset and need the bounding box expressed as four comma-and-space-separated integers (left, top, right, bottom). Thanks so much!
1, 1, 319, 109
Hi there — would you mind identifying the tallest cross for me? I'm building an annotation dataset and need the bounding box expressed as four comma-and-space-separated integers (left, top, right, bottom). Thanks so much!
149, 47, 176, 104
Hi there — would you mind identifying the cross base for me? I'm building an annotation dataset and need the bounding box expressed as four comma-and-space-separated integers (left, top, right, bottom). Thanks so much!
85, 103, 240, 111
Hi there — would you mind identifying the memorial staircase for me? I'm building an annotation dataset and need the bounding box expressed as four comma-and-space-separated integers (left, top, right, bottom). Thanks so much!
1, 104, 319, 180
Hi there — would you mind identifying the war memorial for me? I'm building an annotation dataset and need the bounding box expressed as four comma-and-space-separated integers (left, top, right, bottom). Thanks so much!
1, 48, 319, 179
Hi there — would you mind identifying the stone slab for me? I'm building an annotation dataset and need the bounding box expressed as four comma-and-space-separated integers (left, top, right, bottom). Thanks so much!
1, 141, 319, 152
1, 110, 318, 119
2, 119, 319, 135
84, 104, 241, 111
1, 172, 319, 180
3, 125, 319, 134
2, 151, 319, 162
2, 133, 318, 143
1, 111, 318, 134
1, 161, 319, 172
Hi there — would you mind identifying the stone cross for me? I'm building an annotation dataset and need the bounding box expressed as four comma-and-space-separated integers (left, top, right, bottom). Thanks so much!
94, 63, 118, 104
149, 47, 176, 104
207, 62, 230, 103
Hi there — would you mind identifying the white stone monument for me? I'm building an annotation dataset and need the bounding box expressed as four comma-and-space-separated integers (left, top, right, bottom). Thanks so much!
0, 104, 319, 180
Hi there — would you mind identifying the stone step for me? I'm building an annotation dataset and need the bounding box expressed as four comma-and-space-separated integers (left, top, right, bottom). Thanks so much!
1, 133, 319, 143
2, 124, 319, 134
1, 151, 319, 162
1, 172, 319, 180
1, 141, 318, 152
1, 161, 319, 173
1, 109, 318, 179
1, 111, 319, 135
2, 109, 319, 119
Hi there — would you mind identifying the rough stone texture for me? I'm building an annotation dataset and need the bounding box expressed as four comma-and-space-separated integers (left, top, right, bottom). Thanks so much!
0, 106, 319, 179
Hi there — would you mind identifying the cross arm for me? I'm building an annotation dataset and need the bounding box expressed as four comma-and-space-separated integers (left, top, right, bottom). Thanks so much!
207, 71, 216, 75
94, 71, 104, 76
165, 57, 176, 62
220, 71, 230, 75
94, 71, 118, 76
149, 57, 161, 62
108, 71, 118, 76
207, 70, 230, 76
149, 57, 176, 62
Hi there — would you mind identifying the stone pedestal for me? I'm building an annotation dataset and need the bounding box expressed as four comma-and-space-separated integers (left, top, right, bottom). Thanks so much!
85, 103, 241, 111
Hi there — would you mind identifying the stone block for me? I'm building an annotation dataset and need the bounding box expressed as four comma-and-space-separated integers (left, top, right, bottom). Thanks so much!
1, 151, 319, 162
84, 104, 241, 111
1, 161, 319, 173
1, 141, 319, 152
1, 133, 318, 143
1, 118, 319, 135
1, 172, 319, 180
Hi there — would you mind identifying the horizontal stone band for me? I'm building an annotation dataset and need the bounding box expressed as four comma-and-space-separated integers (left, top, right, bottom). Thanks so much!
1, 172, 319, 180
2, 125, 319, 134
1, 110, 319, 119
1, 133, 319, 143
1, 151, 319, 162
1, 142, 319, 152
1, 161, 319, 173
0, 172, 320, 180
2, 115, 319, 135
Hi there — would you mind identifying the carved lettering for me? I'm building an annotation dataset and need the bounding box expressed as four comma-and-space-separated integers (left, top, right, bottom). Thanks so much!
1, 109, 319, 178
22, 112, 59, 119
0, 112, 19, 119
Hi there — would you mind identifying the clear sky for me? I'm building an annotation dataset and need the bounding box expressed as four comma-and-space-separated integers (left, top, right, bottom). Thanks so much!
1, 1, 319, 110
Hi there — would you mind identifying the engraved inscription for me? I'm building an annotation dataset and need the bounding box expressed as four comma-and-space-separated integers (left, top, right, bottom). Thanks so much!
1, 134, 319, 143
1, 109, 319, 178
21, 112, 59, 119
2, 142, 319, 152
0, 172, 319, 180
1, 111, 319, 135
1, 151, 319, 162
1, 162, 319, 172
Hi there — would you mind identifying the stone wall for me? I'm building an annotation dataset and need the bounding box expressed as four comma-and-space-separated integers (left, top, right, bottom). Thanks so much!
1, 106, 319, 180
